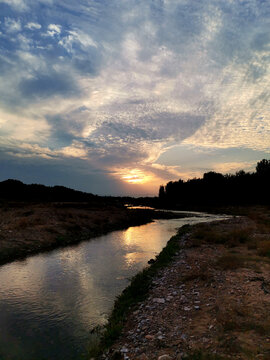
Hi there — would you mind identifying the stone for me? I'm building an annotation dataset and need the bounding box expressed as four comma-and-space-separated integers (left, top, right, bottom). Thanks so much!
111, 350, 123, 360
153, 298, 165, 304
138, 354, 148, 360
145, 334, 155, 340
158, 355, 172, 360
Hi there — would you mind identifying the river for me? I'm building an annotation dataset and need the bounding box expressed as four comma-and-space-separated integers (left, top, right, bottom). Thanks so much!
0, 211, 229, 360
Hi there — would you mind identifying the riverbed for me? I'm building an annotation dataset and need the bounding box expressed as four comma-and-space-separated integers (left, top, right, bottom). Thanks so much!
0, 212, 229, 360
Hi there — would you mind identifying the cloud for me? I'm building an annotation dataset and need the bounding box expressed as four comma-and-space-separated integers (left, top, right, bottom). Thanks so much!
25, 22, 41, 30
4, 17, 21, 32
46, 23, 61, 37
0, 0, 27, 11
0, 0, 269, 195
59, 29, 97, 52
18, 71, 79, 99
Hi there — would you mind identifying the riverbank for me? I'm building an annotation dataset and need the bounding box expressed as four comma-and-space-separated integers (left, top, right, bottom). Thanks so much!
98, 206, 270, 360
0, 202, 187, 266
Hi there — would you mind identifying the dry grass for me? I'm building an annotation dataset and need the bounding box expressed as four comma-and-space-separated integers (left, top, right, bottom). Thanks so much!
14, 215, 45, 229
257, 239, 270, 258
181, 263, 213, 283
192, 224, 253, 248
215, 254, 244, 270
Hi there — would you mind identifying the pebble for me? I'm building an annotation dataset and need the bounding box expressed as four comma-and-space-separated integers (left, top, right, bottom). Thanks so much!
145, 335, 154, 340
158, 355, 172, 360
153, 298, 165, 304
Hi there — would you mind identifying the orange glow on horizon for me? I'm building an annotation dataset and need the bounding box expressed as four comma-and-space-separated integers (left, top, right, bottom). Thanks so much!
120, 169, 152, 184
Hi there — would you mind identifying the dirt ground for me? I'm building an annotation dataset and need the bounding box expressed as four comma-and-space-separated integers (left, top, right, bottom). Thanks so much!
108, 209, 270, 359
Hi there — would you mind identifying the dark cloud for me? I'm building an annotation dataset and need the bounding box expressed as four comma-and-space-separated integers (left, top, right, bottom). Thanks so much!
18, 71, 78, 99
0, 151, 124, 195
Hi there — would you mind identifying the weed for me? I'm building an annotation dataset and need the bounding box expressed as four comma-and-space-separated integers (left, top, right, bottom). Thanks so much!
257, 239, 270, 258
192, 225, 224, 246
215, 254, 243, 270
181, 264, 212, 283
229, 228, 251, 244
247, 239, 258, 250
15, 217, 29, 229
183, 350, 227, 359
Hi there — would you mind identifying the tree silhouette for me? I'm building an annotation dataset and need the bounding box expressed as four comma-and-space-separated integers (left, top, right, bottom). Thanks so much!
158, 159, 270, 207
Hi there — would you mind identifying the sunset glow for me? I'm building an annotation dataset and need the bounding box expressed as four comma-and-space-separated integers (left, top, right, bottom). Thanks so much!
121, 170, 150, 184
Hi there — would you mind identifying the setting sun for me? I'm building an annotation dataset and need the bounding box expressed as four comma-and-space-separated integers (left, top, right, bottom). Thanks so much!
121, 169, 150, 184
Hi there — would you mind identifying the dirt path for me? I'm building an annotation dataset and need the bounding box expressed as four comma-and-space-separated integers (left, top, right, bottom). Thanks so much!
106, 211, 270, 360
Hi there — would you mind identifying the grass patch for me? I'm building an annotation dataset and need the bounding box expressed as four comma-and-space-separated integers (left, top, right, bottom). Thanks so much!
215, 254, 244, 270
192, 224, 252, 248
92, 224, 192, 355
228, 228, 252, 244
181, 264, 212, 283
216, 302, 270, 338
192, 225, 224, 246
183, 350, 227, 359
257, 239, 270, 258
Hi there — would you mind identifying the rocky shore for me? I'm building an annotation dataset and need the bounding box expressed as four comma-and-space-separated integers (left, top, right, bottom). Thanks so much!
101, 208, 270, 360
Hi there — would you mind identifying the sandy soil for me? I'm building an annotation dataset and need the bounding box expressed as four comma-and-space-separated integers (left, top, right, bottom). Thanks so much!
107, 211, 270, 359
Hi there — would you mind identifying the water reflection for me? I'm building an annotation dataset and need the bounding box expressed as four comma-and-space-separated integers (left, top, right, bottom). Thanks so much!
0, 213, 229, 360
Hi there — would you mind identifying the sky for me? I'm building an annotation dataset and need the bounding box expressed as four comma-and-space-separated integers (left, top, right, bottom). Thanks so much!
0, 0, 269, 196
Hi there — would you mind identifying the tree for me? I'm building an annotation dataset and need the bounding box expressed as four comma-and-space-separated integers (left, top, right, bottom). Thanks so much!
256, 159, 270, 176
159, 185, 165, 199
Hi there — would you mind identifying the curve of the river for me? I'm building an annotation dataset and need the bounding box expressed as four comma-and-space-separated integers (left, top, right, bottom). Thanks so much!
0, 212, 230, 360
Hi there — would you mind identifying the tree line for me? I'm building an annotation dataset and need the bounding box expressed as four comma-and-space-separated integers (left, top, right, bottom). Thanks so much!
0, 179, 97, 202
159, 159, 270, 207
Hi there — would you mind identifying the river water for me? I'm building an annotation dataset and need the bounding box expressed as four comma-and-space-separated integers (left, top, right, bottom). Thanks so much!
0, 212, 229, 360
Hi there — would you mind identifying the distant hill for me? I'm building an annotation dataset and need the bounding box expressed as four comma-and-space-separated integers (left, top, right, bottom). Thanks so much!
0, 179, 98, 202
158, 159, 270, 207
